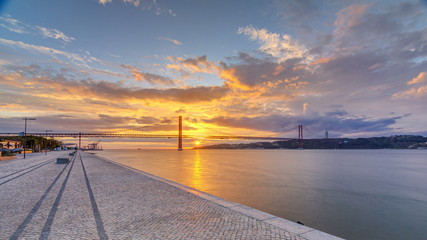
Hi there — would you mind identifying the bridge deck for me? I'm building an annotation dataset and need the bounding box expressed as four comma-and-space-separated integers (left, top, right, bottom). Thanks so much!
0, 151, 341, 240
0, 132, 291, 140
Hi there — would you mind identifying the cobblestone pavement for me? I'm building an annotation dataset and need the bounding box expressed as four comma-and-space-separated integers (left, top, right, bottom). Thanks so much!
0, 151, 343, 240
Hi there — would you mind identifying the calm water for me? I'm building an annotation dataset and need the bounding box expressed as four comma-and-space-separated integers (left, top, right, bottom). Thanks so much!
95, 149, 427, 240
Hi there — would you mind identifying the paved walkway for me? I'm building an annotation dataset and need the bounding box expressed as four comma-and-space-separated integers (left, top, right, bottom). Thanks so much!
0, 151, 343, 240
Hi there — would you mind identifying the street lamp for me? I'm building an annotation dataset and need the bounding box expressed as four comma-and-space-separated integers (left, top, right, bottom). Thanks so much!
45, 130, 52, 155
23, 118, 36, 159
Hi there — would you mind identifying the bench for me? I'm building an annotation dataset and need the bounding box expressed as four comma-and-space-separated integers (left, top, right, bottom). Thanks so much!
56, 157, 69, 164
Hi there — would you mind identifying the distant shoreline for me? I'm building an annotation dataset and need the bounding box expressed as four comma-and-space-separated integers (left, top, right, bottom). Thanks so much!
195, 135, 427, 150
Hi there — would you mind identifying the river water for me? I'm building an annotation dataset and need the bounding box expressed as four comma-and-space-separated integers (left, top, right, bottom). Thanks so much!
94, 149, 427, 240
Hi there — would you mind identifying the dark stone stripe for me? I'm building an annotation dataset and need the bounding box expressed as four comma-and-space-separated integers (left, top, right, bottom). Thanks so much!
9, 157, 72, 240
80, 152, 108, 240
39, 155, 76, 240
0, 160, 55, 186
0, 160, 54, 180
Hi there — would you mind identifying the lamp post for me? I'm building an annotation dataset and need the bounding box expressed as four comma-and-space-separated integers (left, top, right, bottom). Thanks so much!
23, 118, 36, 159
45, 130, 52, 155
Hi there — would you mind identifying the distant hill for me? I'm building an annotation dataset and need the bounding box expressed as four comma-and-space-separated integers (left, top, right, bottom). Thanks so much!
195, 135, 427, 150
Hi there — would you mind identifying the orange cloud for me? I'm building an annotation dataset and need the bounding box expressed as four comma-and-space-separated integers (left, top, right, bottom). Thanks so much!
407, 72, 427, 85
219, 67, 252, 90
166, 55, 218, 74
392, 86, 427, 99
120, 64, 176, 86
309, 57, 336, 66
0, 65, 229, 104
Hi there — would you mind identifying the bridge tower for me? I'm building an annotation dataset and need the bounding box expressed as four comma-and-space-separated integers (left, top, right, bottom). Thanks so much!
178, 116, 183, 151
298, 125, 304, 149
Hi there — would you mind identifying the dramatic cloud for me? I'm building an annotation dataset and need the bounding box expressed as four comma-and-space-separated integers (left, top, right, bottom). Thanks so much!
0, 64, 229, 103
219, 52, 309, 91
205, 113, 404, 137
158, 37, 182, 45
120, 64, 176, 86
238, 25, 313, 63
0, 114, 178, 133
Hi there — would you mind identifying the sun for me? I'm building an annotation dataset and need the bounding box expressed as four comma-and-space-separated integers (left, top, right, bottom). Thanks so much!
194, 141, 201, 146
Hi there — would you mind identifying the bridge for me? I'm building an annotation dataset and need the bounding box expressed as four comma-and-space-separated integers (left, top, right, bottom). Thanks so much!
0, 116, 297, 150
0, 132, 292, 147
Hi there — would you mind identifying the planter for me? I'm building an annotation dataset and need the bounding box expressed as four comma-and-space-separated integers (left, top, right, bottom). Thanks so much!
0, 155, 17, 161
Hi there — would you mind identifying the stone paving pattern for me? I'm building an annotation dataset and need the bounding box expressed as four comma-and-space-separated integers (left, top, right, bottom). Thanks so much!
0, 151, 342, 239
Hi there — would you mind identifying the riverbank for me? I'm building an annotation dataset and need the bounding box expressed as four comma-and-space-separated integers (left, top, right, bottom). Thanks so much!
0, 151, 342, 239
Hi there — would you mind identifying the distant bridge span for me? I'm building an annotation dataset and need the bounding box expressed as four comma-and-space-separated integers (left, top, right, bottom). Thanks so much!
0, 132, 290, 141
0, 132, 292, 149
0, 116, 294, 150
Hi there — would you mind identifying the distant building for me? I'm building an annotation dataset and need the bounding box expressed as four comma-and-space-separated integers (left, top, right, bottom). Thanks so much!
60, 143, 77, 150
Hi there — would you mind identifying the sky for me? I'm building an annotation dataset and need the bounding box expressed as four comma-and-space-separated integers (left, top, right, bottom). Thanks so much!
1, 0, 427, 148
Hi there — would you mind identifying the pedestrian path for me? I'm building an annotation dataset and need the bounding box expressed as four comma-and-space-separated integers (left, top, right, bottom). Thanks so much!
0, 151, 343, 239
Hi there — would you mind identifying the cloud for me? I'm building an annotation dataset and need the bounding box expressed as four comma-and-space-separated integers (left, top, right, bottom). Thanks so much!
167, 55, 217, 74
120, 64, 176, 85
392, 86, 427, 99
205, 113, 403, 137
0, 15, 75, 43
136, 124, 196, 132
0, 64, 230, 103
98, 114, 134, 124
175, 108, 186, 114
272, 0, 329, 35
407, 72, 427, 85
99, 0, 112, 4
0, 112, 195, 134
238, 25, 313, 63
0, 115, 116, 133
0, 114, 163, 133
136, 116, 159, 124
219, 52, 309, 91
87, 83, 230, 103
328, 1, 427, 60
100, 0, 140, 7
35, 26, 75, 43
0, 38, 95, 64
392, 71, 427, 99
0, 39, 120, 81
333, 4, 370, 38
0, 15, 28, 33
98, 0, 176, 16
158, 37, 182, 45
